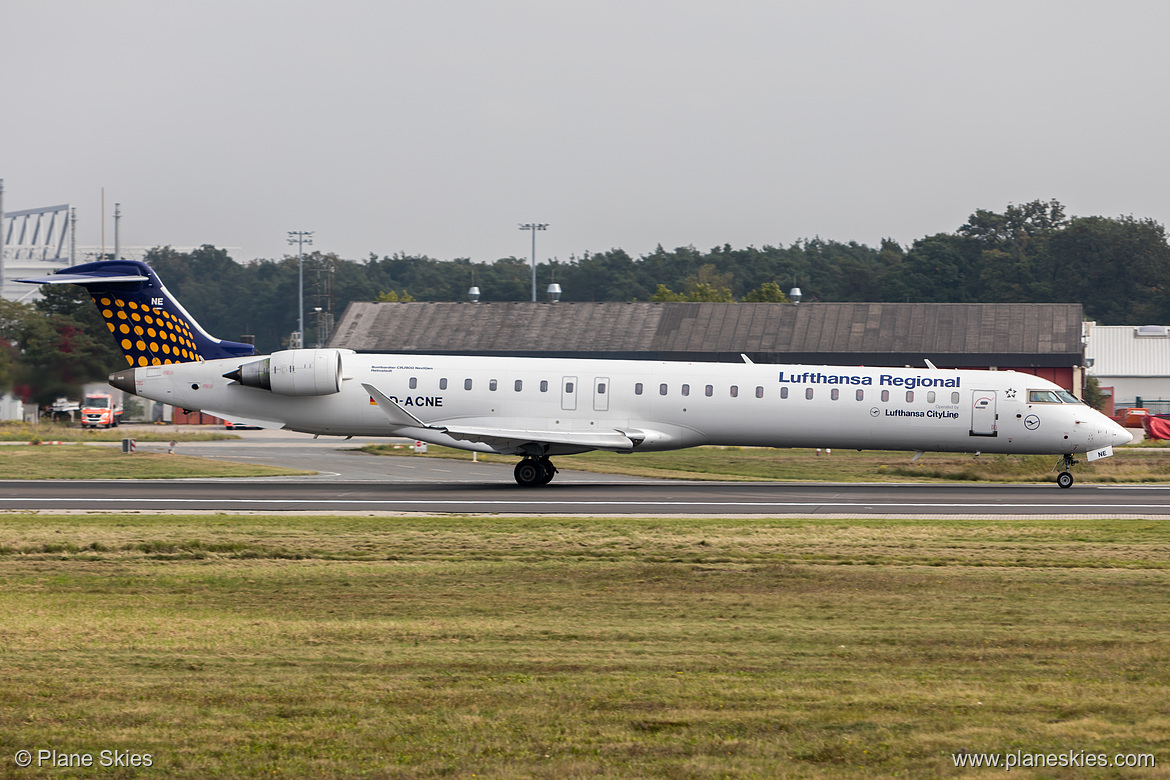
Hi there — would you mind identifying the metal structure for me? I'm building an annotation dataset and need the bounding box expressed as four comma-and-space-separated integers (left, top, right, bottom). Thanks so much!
287, 230, 314, 346
518, 222, 547, 302
1, 192, 74, 300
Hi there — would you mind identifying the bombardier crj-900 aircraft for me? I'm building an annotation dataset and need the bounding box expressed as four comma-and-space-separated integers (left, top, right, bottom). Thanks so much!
21, 260, 1131, 488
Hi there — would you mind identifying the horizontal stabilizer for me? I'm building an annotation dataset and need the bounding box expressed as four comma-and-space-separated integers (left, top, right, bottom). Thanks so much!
17, 272, 149, 285
362, 383, 433, 429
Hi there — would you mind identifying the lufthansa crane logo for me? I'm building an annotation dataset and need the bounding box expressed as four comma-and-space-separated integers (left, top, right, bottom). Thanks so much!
1024, 414, 1041, 431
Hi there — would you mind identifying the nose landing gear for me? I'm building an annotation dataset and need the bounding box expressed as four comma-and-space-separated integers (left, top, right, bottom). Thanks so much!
1054, 453, 1079, 489
514, 456, 557, 487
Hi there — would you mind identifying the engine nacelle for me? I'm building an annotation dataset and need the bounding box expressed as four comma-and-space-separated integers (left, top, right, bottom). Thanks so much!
224, 349, 352, 396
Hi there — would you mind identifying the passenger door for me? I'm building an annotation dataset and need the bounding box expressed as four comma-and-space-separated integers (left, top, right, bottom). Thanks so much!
970, 390, 998, 437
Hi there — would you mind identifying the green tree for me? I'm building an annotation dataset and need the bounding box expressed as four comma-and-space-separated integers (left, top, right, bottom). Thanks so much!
0, 298, 31, 394
742, 281, 790, 302
1046, 216, 1170, 324
1082, 374, 1106, 411
649, 284, 686, 302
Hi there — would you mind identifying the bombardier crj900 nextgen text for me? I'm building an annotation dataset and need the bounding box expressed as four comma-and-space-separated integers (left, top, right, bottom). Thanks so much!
21, 261, 1132, 488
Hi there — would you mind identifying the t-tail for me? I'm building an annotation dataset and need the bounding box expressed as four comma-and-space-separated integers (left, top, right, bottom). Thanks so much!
17, 260, 256, 367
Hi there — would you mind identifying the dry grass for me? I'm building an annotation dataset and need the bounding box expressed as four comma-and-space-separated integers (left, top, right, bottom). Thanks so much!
0, 421, 237, 442
1, 514, 1168, 778
0, 444, 311, 479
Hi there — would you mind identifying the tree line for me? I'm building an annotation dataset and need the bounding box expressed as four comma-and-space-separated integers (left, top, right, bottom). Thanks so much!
3, 199, 1168, 406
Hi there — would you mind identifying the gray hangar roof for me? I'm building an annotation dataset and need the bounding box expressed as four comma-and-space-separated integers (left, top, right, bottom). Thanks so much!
328, 301, 1085, 367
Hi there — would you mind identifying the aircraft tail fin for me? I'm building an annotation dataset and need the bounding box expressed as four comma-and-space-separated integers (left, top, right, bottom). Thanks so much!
17, 260, 256, 367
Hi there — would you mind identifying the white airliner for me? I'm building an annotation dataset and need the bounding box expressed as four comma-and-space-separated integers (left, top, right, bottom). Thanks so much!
21, 260, 1132, 488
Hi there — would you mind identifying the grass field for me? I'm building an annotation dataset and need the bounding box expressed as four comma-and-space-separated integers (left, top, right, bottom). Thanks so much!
0, 444, 310, 479
0, 422, 237, 443
1, 514, 1167, 778
360, 441, 1170, 485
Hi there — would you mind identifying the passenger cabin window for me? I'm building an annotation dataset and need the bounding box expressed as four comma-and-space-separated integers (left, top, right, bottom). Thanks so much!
514, 379, 523, 392
780, 387, 789, 399
635, 383, 643, 395
409, 377, 418, 389
951, 392, 960, 404
906, 391, 914, 402
705, 385, 713, 397
805, 388, 814, 400
682, 384, 690, 397
659, 384, 668, 396
1029, 389, 1065, 403
730, 386, 739, 398
464, 379, 473, 391
489, 379, 498, 391
856, 389, 864, 401
881, 390, 890, 402
927, 391, 935, 403
439, 378, 447, 390
540, 380, 549, 392
755, 386, 764, 398
831, 388, 839, 401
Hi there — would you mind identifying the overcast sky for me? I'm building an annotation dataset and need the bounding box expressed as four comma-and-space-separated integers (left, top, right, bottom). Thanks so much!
4, 0, 1169, 267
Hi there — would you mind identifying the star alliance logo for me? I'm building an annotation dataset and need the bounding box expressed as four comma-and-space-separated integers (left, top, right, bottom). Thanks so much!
1006, 388, 1017, 399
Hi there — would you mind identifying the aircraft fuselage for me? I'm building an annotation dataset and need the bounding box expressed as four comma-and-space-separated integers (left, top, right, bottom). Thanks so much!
111, 351, 1130, 459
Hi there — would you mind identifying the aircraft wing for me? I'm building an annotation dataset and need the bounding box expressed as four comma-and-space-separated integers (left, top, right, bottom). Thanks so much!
363, 382, 642, 451
363, 384, 435, 429
439, 425, 638, 451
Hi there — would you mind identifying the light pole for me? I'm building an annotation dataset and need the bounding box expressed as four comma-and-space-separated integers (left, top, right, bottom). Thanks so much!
518, 223, 548, 302
287, 230, 314, 347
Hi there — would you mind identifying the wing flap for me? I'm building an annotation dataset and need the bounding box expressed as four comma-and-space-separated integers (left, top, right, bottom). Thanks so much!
441, 425, 636, 450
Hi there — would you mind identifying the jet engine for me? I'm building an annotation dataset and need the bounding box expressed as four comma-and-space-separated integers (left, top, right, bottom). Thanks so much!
223, 349, 352, 396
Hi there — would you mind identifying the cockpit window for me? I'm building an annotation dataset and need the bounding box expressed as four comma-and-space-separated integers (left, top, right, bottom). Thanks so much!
1029, 389, 1081, 404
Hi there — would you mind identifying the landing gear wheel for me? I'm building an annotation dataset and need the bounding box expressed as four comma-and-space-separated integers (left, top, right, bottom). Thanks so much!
1057, 471, 1074, 489
537, 457, 557, 485
514, 458, 548, 487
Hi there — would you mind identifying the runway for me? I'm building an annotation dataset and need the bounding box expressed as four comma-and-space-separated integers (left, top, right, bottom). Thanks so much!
2, 478, 1167, 516
3, 428, 1164, 516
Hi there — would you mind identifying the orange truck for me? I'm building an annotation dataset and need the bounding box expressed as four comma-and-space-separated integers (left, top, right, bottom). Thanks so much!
1113, 407, 1150, 428
80, 392, 123, 428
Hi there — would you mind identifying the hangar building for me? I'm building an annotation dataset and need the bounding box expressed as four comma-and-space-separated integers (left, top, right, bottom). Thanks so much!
329, 301, 1087, 393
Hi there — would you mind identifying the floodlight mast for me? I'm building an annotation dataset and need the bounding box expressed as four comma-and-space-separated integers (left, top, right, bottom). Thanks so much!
518, 223, 548, 302
287, 230, 314, 345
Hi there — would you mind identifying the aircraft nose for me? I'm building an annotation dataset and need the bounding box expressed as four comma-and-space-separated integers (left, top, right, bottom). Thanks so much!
1110, 422, 1134, 447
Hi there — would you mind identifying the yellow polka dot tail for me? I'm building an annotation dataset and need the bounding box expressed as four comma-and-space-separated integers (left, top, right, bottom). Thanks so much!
15, 260, 257, 365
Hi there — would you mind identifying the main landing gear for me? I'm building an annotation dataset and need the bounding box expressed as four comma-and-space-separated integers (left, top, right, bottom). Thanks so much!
514, 457, 557, 487
1054, 453, 1078, 489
